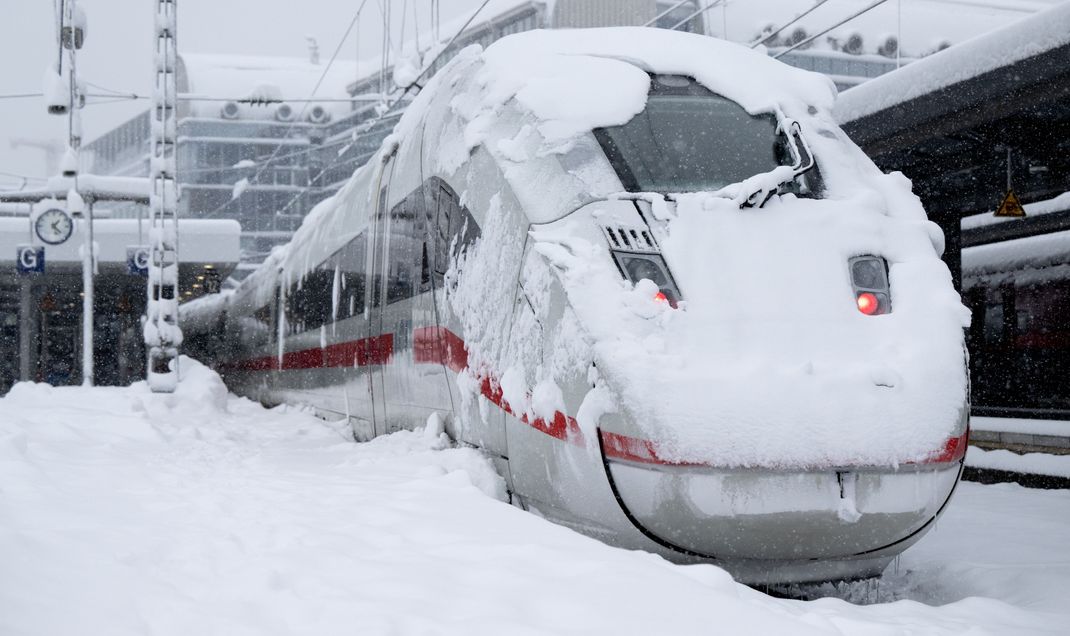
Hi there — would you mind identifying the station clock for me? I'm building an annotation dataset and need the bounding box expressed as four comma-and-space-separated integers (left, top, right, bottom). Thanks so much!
34, 207, 74, 245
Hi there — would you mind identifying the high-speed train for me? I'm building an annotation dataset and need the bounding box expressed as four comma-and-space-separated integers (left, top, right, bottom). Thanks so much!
184, 28, 971, 584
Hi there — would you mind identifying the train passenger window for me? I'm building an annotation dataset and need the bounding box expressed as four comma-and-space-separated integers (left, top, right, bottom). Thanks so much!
387, 191, 420, 305
982, 303, 1004, 344
434, 183, 454, 278
370, 186, 389, 309
336, 234, 367, 319
284, 265, 334, 334
431, 179, 481, 281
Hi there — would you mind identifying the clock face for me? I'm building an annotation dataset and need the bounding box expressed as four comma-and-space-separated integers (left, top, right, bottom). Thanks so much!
35, 208, 74, 245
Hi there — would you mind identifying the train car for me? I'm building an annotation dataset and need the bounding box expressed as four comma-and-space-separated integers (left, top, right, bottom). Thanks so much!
962, 202, 1070, 417
184, 28, 971, 584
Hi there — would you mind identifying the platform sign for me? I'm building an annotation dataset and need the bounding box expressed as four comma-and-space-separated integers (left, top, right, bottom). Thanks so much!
994, 190, 1027, 218
16, 245, 44, 274
127, 246, 150, 277
202, 269, 222, 294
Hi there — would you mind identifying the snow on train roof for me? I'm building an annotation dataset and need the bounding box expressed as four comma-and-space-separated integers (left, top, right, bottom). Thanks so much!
478, 26, 837, 139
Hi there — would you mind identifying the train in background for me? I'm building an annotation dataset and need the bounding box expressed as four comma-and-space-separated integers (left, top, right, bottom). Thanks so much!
184, 28, 971, 584
962, 201, 1070, 418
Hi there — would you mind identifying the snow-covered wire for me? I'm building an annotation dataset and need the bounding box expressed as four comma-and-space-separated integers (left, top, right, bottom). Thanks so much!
773, 0, 893, 59
749, 0, 830, 48
0, 170, 47, 182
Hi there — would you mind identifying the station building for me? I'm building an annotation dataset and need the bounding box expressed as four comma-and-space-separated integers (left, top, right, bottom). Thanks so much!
83, 54, 360, 280
0, 205, 239, 393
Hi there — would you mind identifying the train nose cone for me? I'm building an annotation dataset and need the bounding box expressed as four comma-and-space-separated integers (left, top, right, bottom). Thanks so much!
600, 439, 961, 561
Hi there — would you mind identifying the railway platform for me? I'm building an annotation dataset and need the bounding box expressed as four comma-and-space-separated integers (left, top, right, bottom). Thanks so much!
964, 416, 1070, 489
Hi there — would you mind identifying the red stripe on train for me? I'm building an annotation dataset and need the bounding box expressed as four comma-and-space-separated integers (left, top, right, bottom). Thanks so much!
224, 334, 393, 372
412, 326, 585, 444
226, 326, 966, 468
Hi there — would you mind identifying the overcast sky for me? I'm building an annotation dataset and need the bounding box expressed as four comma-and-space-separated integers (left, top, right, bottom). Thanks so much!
0, 0, 1047, 184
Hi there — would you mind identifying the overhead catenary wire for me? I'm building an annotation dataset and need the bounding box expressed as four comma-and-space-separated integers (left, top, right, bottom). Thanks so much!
405, 0, 492, 92
201, 0, 371, 221
750, 0, 831, 48
262, 0, 495, 228
669, 0, 724, 31
1, 92, 379, 104
642, 0, 692, 27
773, 0, 894, 59
0, 170, 47, 182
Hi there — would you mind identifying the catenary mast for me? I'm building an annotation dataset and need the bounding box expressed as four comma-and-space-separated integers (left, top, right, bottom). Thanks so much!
145, 0, 182, 392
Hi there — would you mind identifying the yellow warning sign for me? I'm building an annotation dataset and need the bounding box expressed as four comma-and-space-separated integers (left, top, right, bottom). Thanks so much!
994, 190, 1027, 218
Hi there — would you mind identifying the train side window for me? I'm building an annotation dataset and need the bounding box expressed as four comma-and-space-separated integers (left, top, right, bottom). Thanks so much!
284, 265, 333, 334
434, 183, 453, 278
370, 186, 389, 309
983, 303, 1004, 344
431, 179, 481, 280
308, 266, 334, 330
337, 232, 367, 319
386, 191, 419, 304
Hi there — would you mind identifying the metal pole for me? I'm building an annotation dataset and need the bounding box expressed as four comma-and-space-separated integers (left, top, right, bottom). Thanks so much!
896, 0, 902, 69
81, 197, 93, 385
145, 0, 181, 392
63, 0, 93, 386
1006, 146, 1012, 192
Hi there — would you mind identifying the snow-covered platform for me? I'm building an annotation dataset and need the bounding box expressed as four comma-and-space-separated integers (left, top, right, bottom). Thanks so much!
970, 416, 1070, 454
1, 361, 1067, 635
961, 417, 1070, 489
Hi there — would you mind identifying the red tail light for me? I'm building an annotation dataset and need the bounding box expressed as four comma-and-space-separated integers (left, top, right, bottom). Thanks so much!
857, 292, 879, 315
654, 291, 668, 303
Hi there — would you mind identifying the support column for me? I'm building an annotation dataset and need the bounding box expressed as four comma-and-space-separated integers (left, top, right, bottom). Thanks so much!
18, 282, 33, 382
144, 0, 181, 392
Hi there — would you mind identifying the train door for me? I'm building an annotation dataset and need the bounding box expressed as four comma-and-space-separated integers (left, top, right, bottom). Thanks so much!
366, 151, 397, 436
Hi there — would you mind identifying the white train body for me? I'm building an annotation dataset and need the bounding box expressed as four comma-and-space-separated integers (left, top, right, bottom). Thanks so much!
186, 29, 971, 583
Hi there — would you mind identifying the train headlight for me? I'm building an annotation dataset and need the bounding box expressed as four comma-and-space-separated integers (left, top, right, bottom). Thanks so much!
616, 253, 681, 308
849, 255, 891, 315
600, 224, 683, 308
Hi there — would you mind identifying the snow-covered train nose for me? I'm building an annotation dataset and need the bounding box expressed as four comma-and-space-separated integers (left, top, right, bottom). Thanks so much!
600, 439, 963, 561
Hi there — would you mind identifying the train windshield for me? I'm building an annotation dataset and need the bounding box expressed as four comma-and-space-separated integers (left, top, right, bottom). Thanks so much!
594, 75, 788, 193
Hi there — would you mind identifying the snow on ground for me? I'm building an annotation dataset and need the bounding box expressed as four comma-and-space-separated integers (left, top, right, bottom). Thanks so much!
1, 359, 1067, 635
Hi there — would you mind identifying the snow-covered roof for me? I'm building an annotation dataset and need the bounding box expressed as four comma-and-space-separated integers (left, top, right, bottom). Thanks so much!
179, 53, 368, 121
0, 217, 240, 270
834, 1, 1070, 124
961, 191, 1070, 232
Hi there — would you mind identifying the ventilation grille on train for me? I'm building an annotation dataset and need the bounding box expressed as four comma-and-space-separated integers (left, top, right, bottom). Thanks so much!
600, 225, 660, 253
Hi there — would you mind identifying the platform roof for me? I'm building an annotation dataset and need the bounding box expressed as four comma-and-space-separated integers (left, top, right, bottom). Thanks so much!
0, 217, 240, 300
834, 2, 1070, 224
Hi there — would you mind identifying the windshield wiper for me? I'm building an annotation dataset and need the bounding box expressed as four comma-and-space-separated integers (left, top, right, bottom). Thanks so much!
730, 118, 816, 208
